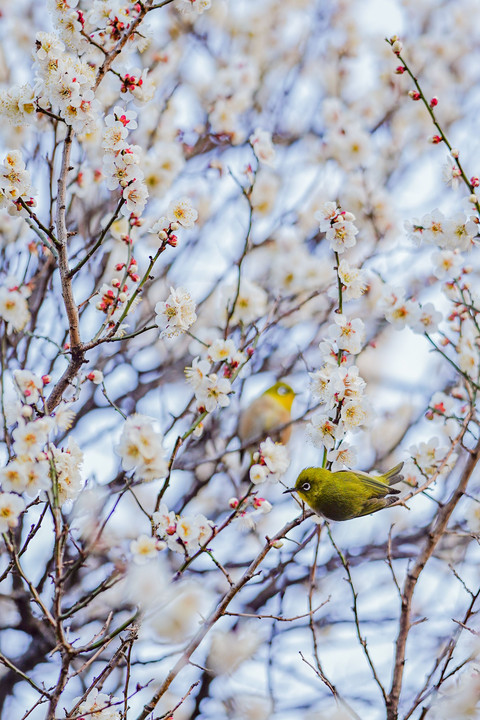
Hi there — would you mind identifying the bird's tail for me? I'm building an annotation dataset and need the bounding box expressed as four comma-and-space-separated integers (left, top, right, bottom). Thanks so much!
384, 461, 404, 486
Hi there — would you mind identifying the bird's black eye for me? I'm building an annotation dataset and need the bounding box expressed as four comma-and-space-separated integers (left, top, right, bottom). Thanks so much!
302, 482, 311, 492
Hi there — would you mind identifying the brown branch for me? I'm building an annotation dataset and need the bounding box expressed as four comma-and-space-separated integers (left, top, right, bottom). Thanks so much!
136, 511, 310, 720
386, 438, 480, 720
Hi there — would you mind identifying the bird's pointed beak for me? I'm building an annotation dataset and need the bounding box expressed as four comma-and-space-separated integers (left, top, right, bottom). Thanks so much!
283, 487, 297, 495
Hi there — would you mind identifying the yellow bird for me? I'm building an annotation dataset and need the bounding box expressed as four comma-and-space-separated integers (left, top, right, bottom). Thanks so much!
238, 381, 296, 448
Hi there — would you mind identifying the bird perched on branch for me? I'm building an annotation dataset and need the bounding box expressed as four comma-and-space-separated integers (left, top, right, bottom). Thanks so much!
284, 462, 404, 521
238, 381, 296, 450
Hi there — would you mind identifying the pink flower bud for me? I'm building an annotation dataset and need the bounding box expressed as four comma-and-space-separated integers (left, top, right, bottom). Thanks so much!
41, 375, 51, 385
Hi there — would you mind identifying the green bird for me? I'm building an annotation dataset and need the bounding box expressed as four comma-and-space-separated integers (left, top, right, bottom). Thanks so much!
283, 462, 404, 521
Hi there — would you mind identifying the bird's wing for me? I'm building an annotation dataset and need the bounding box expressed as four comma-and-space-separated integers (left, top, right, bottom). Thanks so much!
338, 471, 392, 496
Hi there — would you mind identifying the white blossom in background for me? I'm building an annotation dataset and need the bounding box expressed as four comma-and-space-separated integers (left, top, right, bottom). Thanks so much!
209, 624, 264, 675
222, 277, 269, 325
71, 688, 121, 720
116, 414, 168, 482
0, 285, 30, 331
249, 128, 276, 166
130, 534, 165, 564
410, 437, 457, 478
430, 671, 480, 719
155, 286, 197, 338
148, 579, 212, 644
0, 492, 25, 533
13, 369, 44, 405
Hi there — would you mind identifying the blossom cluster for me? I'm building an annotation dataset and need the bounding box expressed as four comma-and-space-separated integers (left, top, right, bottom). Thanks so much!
184, 338, 248, 414
102, 106, 148, 219
306, 204, 369, 469
0, 370, 84, 527
0, 151, 36, 216
115, 414, 168, 482
155, 286, 197, 339
249, 437, 290, 485
34, 32, 99, 134
152, 502, 213, 556
71, 688, 121, 720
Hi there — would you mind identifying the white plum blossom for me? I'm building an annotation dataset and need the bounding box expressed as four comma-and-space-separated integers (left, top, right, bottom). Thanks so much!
0, 286, 30, 332
249, 463, 269, 484
432, 249, 463, 278
153, 502, 213, 555
315, 201, 340, 231
184, 357, 212, 390
340, 399, 369, 431
0, 492, 26, 533
251, 437, 290, 482
0, 84, 36, 126
325, 215, 358, 253
12, 418, 51, 457
51, 438, 84, 504
380, 287, 420, 330
442, 153, 462, 189
167, 197, 198, 228
306, 411, 344, 449
410, 437, 457, 478
207, 338, 237, 363
196, 373, 232, 412
13, 370, 44, 405
328, 314, 365, 354
250, 169, 280, 215
116, 414, 168, 482
429, 670, 480, 719
336, 259, 368, 300
457, 319, 479, 378
0, 151, 36, 214
130, 534, 165, 564
327, 443, 357, 470
442, 215, 477, 251
155, 287, 197, 338
409, 302, 443, 335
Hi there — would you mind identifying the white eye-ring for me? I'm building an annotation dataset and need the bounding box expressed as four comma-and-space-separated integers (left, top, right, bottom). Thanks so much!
301, 482, 311, 491
278, 385, 287, 395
